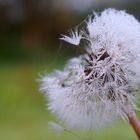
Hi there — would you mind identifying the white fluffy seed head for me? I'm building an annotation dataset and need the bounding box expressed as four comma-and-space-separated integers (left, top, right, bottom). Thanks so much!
40, 8, 140, 130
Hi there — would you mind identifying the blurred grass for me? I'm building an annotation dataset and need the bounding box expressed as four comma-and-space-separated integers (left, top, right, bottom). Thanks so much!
0, 61, 138, 140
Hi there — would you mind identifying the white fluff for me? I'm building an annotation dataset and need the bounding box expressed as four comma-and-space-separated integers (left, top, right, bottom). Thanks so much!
48, 121, 65, 133
59, 29, 82, 45
40, 9, 140, 130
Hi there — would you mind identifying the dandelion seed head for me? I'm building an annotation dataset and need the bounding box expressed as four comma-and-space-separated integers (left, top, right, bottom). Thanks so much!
40, 9, 140, 130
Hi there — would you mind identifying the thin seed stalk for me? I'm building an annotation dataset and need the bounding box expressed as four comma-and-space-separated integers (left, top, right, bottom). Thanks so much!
127, 111, 140, 140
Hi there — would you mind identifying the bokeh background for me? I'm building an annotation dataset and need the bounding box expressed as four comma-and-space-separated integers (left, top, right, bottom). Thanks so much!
1, 0, 140, 140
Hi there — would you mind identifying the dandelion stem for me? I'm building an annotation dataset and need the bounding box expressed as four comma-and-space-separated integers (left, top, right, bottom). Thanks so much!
127, 111, 140, 140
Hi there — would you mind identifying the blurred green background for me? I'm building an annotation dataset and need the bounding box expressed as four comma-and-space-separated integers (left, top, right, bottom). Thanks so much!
0, 0, 140, 140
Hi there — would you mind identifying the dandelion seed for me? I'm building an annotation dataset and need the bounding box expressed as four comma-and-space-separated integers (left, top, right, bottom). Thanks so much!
40, 8, 140, 130
59, 29, 82, 45
48, 121, 92, 140
48, 121, 65, 134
